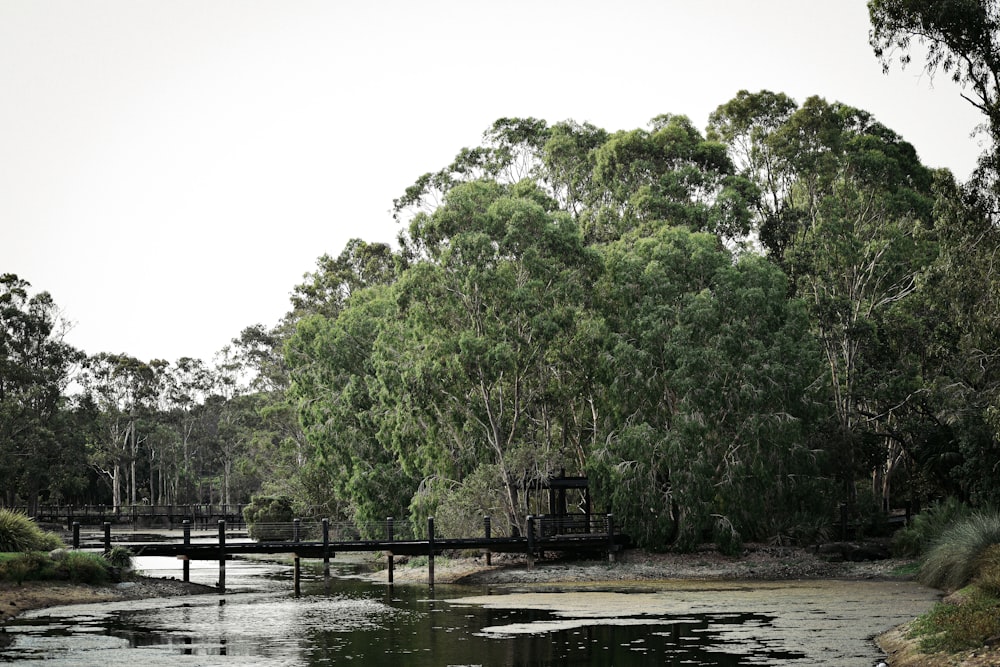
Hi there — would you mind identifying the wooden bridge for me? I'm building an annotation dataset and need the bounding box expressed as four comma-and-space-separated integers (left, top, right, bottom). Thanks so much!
73, 514, 630, 593
27, 504, 247, 529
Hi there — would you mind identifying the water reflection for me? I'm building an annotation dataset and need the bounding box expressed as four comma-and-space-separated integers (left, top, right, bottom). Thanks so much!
0, 564, 937, 666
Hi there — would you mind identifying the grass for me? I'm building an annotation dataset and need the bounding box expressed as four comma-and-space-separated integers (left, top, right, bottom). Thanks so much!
0, 508, 64, 552
908, 588, 1000, 653
892, 497, 971, 558
0, 549, 125, 585
902, 510, 1000, 657
919, 511, 1000, 591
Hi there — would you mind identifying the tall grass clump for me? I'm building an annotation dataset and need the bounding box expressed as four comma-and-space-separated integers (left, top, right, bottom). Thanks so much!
919, 510, 1000, 591
975, 543, 1000, 597
892, 497, 970, 558
0, 508, 63, 552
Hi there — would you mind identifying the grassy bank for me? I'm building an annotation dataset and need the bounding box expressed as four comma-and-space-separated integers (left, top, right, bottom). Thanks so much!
880, 508, 1000, 666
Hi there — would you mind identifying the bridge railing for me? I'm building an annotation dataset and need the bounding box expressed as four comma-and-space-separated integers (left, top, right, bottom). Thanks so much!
17, 504, 247, 529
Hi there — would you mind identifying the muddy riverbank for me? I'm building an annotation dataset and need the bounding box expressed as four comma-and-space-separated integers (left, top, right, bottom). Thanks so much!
0, 577, 215, 625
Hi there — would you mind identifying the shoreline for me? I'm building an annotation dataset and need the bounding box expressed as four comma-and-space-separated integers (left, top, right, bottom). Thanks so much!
0, 576, 216, 625
4, 544, 994, 665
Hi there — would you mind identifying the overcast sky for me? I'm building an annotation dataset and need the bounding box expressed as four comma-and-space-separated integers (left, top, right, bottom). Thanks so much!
1, 0, 986, 365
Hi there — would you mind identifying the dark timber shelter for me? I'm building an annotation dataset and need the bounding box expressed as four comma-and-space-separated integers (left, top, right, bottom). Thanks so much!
522, 470, 594, 536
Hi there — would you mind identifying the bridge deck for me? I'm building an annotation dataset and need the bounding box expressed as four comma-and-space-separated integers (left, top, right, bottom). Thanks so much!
120, 533, 627, 560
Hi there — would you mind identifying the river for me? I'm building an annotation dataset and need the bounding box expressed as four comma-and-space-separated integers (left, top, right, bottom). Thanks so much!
0, 556, 939, 666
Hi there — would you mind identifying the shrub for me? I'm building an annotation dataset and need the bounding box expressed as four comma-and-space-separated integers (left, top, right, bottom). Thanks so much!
909, 589, 1000, 653
58, 551, 110, 584
892, 497, 971, 558
0, 508, 64, 552
0, 552, 54, 584
243, 495, 296, 541
975, 543, 1000, 598
105, 545, 135, 570
919, 510, 1000, 591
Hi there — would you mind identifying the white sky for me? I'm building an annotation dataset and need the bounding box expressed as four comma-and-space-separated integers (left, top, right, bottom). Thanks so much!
0, 0, 986, 364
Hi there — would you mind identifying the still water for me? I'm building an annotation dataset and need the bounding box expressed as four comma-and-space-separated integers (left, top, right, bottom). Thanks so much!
1, 557, 939, 666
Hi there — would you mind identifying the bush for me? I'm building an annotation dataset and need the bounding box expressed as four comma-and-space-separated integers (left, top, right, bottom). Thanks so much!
0, 550, 114, 585
243, 495, 296, 541
105, 545, 135, 570
919, 510, 1000, 591
0, 552, 55, 584
892, 497, 971, 558
975, 543, 1000, 597
909, 589, 1000, 653
0, 508, 64, 552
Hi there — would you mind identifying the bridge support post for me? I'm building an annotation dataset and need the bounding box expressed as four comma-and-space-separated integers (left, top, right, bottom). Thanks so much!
103, 522, 111, 555
218, 520, 226, 593
483, 516, 491, 566
606, 513, 615, 564
72, 522, 80, 550
293, 554, 301, 596
386, 516, 394, 586
182, 520, 191, 583
322, 518, 330, 577
427, 516, 435, 589
526, 516, 535, 569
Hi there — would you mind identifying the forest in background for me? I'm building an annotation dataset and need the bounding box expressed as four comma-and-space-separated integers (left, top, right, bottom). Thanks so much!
3, 1, 1000, 552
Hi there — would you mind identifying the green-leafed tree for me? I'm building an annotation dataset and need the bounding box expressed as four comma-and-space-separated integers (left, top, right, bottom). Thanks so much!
80, 353, 162, 510
869, 0, 999, 177
287, 283, 412, 529
0, 274, 85, 512
590, 228, 830, 551
376, 180, 603, 536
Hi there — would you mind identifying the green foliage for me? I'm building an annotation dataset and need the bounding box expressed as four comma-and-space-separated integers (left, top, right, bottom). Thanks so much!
591, 228, 832, 551
58, 551, 111, 584
0, 550, 113, 584
105, 545, 134, 570
0, 509, 63, 552
908, 588, 1000, 654
919, 510, 1000, 591
243, 495, 296, 541
976, 544, 1000, 598
892, 497, 971, 558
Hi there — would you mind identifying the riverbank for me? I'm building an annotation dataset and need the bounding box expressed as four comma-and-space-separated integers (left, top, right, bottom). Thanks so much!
3, 543, 994, 665
0, 577, 215, 625
365, 542, 916, 585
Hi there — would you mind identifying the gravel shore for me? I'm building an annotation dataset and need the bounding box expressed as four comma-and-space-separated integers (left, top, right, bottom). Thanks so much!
366, 542, 914, 585
0, 577, 215, 625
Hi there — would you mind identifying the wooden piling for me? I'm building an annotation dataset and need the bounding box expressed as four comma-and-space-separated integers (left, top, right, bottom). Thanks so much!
526, 516, 535, 569
387, 516, 394, 586
72, 522, 80, 550
293, 554, 301, 596
103, 522, 111, 555
606, 513, 615, 563
218, 520, 226, 593
182, 520, 191, 582
483, 516, 491, 566
427, 516, 435, 589
322, 518, 330, 577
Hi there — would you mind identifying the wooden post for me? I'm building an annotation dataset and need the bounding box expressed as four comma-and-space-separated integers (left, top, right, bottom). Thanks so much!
103, 522, 111, 555
293, 554, 301, 596
427, 516, 435, 589
293, 518, 301, 543
322, 518, 330, 577
387, 516, 394, 585
526, 515, 535, 569
182, 519, 191, 583
72, 522, 80, 550
218, 519, 226, 593
483, 515, 492, 566
606, 513, 615, 563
